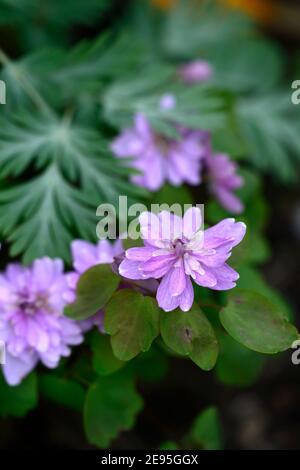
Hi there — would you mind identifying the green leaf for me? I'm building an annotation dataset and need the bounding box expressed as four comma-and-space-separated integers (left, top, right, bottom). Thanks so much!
215, 332, 264, 387
84, 372, 143, 448
237, 93, 300, 181
160, 306, 219, 370
0, 1, 111, 47
104, 69, 226, 133
39, 374, 85, 411
104, 290, 160, 361
91, 332, 125, 376
0, 111, 147, 262
65, 264, 120, 321
131, 347, 169, 383
237, 266, 293, 321
0, 372, 38, 417
159, 441, 179, 450
220, 289, 299, 354
162, 0, 252, 59
210, 39, 284, 93
188, 407, 222, 450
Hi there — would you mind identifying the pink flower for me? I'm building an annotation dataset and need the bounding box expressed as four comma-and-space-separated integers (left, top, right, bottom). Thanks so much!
0, 258, 83, 386
207, 153, 244, 214
67, 239, 123, 332
111, 113, 208, 191
179, 60, 213, 84
119, 208, 246, 312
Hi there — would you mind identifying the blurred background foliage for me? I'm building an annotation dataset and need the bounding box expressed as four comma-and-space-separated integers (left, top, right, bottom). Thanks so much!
0, 0, 300, 450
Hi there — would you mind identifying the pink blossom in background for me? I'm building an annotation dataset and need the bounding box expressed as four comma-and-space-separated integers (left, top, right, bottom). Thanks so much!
119, 208, 246, 312
111, 113, 208, 191
67, 239, 123, 333
0, 258, 83, 386
207, 153, 244, 214
178, 60, 213, 84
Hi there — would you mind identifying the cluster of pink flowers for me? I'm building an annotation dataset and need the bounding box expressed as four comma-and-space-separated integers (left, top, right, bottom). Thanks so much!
0, 205, 246, 385
0, 61, 247, 387
111, 60, 244, 215
0, 241, 123, 386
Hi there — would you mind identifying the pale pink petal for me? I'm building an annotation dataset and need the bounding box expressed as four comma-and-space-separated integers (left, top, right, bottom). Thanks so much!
2, 352, 38, 386
71, 240, 98, 273
183, 207, 202, 240
119, 258, 144, 280
157, 272, 181, 312
179, 277, 194, 312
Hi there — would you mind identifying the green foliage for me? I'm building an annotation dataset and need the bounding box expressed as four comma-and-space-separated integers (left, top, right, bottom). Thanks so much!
160, 0, 300, 181
39, 374, 85, 411
65, 264, 120, 320
220, 289, 299, 354
162, 0, 252, 59
104, 290, 160, 361
131, 347, 169, 383
0, 0, 300, 450
0, 372, 38, 417
104, 74, 226, 134
160, 306, 219, 370
215, 332, 264, 387
0, 0, 111, 47
0, 111, 146, 262
91, 333, 125, 377
186, 406, 222, 450
237, 93, 300, 181
84, 370, 143, 448
159, 405, 223, 450
209, 39, 284, 93
237, 266, 293, 321
159, 441, 179, 450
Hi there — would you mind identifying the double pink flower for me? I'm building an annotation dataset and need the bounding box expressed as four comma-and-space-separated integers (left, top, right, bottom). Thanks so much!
119, 208, 246, 312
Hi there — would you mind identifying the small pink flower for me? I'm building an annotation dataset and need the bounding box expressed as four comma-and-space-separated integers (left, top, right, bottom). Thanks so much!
119, 208, 246, 312
111, 113, 208, 191
179, 60, 213, 84
207, 153, 244, 214
0, 258, 83, 385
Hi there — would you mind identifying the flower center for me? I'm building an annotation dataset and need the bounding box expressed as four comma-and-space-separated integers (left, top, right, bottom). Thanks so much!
155, 134, 171, 155
172, 239, 186, 257
18, 293, 50, 316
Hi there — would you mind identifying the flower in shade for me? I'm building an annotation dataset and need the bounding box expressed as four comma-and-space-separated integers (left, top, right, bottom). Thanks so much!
0, 258, 83, 386
207, 153, 244, 214
67, 239, 123, 333
178, 60, 213, 84
111, 113, 208, 191
119, 208, 246, 312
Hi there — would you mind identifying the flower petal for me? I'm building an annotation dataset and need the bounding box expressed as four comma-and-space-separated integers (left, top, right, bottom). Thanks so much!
208, 264, 239, 290
2, 352, 38, 386
119, 258, 144, 280
167, 261, 187, 297
204, 219, 246, 251
156, 272, 181, 312
179, 276, 194, 312
183, 207, 203, 240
